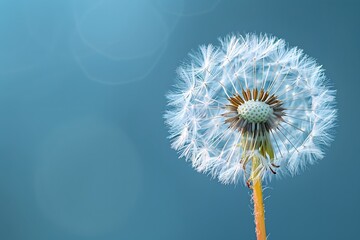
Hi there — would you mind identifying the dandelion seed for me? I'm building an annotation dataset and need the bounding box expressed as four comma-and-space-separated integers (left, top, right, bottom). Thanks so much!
164, 33, 337, 240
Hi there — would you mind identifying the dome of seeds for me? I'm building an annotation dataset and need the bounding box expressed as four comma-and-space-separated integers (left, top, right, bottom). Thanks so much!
237, 100, 273, 123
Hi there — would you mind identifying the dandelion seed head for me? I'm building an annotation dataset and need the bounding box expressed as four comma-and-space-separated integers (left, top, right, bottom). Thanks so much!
164, 33, 337, 185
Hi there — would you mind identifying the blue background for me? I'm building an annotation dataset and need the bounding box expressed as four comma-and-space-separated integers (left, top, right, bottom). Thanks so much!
0, 0, 358, 239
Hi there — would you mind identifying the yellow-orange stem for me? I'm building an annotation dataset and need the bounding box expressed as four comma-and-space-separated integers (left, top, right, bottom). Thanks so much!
253, 177, 266, 240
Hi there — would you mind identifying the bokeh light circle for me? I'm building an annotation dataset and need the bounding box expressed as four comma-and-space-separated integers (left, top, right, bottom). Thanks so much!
34, 118, 142, 236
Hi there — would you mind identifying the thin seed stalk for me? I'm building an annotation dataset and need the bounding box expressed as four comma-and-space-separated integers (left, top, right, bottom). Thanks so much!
251, 140, 274, 240
252, 166, 266, 240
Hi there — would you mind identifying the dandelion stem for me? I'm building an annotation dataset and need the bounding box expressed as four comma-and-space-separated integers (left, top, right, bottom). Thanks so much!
252, 160, 267, 240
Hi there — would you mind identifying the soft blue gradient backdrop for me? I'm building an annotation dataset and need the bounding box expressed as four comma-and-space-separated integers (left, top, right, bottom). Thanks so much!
0, 0, 358, 239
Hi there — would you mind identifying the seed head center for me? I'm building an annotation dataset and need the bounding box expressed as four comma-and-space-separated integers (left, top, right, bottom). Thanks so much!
237, 100, 273, 123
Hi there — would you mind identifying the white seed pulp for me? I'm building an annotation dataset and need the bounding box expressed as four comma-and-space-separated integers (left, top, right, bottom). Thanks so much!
237, 100, 273, 123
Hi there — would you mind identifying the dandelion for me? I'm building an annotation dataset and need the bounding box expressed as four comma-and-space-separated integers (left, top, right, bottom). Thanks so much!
164, 33, 337, 239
